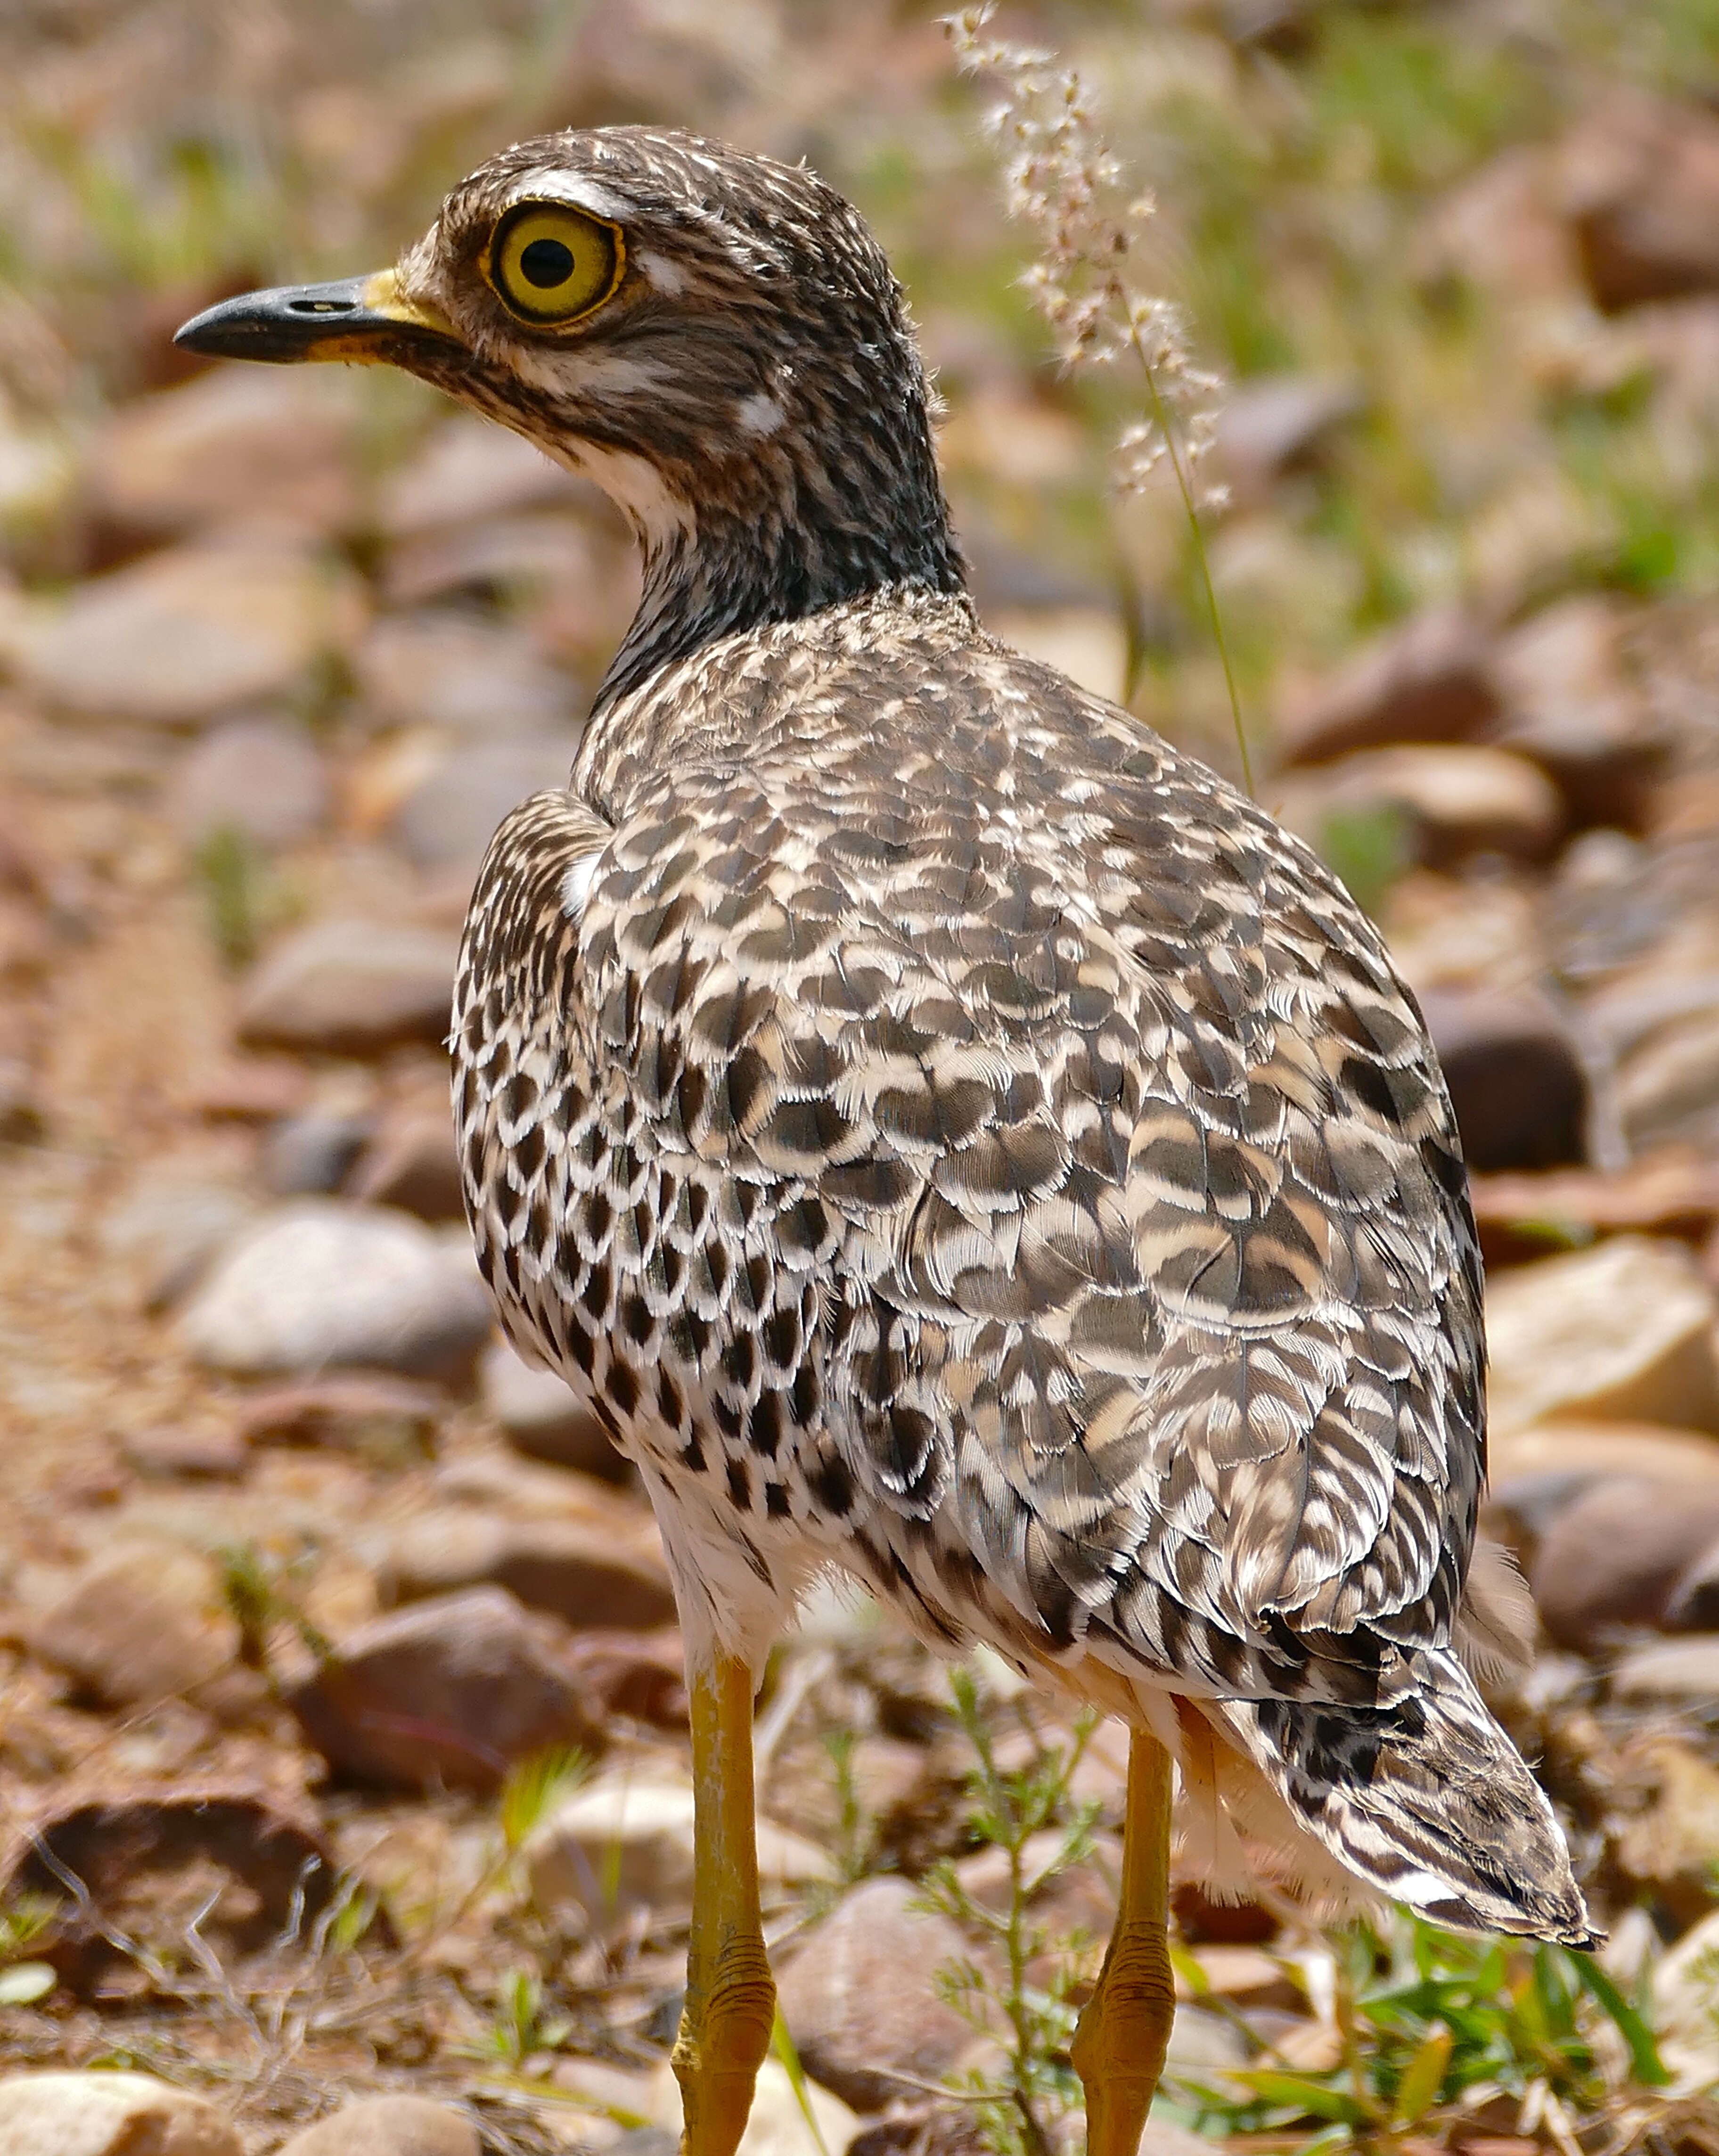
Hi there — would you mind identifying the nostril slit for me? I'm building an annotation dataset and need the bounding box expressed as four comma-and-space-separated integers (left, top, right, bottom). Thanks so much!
289, 299, 358, 315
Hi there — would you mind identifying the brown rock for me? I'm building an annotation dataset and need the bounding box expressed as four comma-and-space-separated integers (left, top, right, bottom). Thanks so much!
1276, 745, 1563, 870
1485, 1236, 1719, 1435
237, 918, 456, 1057
86, 365, 361, 537
32, 1548, 237, 1709
354, 611, 577, 737
121, 1422, 248, 1480
378, 413, 581, 535
1529, 1476, 1719, 1646
1610, 1735, 1719, 1926
1490, 1419, 1719, 1487
1559, 93, 1719, 312
1665, 1533, 1719, 1631
1211, 373, 1363, 511
170, 714, 329, 849
480, 1338, 628, 1480
775, 1876, 978, 2111
1609, 1634, 1719, 1703
262, 1109, 374, 1198
274, 2094, 479, 2156
1616, 1006, 1719, 1155
1274, 606, 1501, 766
377, 1507, 675, 1632
237, 1374, 445, 1453
286, 1586, 603, 1792
20, 540, 362, 726
1470, 1150, 1719, 1271
1489, 597, 1669, 831
389, 737, 577, 879
5, 1795, 337, 2000
564, 1627, 687, 1727
349, 1108, 465, 1223
0, 2070, 242, 2156
1419, 987, 1588, 1173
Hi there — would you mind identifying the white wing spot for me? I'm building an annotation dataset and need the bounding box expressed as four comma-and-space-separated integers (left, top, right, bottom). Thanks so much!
561, 849, 604, 919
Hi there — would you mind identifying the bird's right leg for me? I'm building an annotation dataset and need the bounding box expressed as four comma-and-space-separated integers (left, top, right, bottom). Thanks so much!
1071, 1724, 1176, 2156
673, 1650, 776, 2156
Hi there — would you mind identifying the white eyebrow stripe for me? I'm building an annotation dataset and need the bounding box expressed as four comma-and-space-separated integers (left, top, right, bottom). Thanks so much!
504, 172, 631, 221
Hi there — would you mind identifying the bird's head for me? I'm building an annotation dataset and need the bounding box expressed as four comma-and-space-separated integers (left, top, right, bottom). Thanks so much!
177, 127, 964, 703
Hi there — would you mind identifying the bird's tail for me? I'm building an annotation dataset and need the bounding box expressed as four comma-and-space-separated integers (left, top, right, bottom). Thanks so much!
1198, 1648, 1599, 1948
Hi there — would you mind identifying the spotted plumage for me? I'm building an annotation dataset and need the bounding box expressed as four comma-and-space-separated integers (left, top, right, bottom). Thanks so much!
182, 124, 1593, 1948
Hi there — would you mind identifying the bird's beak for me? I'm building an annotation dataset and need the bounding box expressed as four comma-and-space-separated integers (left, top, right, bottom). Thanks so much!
173, 270, 461, 367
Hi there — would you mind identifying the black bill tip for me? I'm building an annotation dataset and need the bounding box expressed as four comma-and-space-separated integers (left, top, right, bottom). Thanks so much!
173, 275, 459, 366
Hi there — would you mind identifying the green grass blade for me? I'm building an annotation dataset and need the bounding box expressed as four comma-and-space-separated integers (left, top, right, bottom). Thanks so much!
1571, 1953, 1672, 2088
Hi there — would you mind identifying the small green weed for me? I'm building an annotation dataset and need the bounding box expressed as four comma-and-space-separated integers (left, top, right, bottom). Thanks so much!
917, 1666, 1101, 2156
459, 1966, 573, 2070
1176, 1914, 1670, 2150
0, 1891, 58, 2006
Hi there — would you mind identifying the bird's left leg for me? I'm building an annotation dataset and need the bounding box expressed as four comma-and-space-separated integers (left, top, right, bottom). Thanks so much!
1070, 1723, 1176, 2156
673, 1650, 776, 2156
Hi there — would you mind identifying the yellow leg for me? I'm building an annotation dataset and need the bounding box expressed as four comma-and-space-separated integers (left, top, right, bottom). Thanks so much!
672, 1653, 776, 2156
1071, 1725, 1176, 2156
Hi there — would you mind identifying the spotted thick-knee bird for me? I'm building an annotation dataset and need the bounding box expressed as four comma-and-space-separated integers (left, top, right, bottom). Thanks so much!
180, 124, 1595, 2156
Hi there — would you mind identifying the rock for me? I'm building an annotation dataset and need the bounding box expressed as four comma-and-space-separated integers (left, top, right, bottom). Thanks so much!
481, 1339, 627, 1480
178, 1201, 493, 1384
1276, 744, 1563, 871
1211, 372, 1363, 510
1469, 1151, 1719, 1271
988, 606, 1127, 704
1274, 606, 1501, 766
86, 365, 361, 536
773, 1876, 977, 2110
1418, 987, 1588, 1173
0, 2070, 242, 2156
21, 540, 362, 725
97, 1175, 255, 1313
274, 2094, 480, 2156
376, 1507, 675, 1632
526, 1777, 830, 1929
1558, 93, 1719, 312
564, 1628, 688, 1728
1610, 1735, 1719, 1926
1490, 1418, 1719, 1489
354, 611, 578, 737
1414, 146, 1580, 302
169, 714, 329, 849
262, 1110, 374, 1197
5, 1795, 336, 2000
349, 1107, 465, 1222
1485, 1237, 1719, 1435
237, 919, 456, 1058
389, 738, 575, 879
1616, 1005, 1719, 1155
121, 1421, 248, 1480
32, 1547, 237, 1708
1489, 598, 1668, 832
644, 2059, 859, 2156
236, 1373, 445, 1453
1665, 1534, 1719, 1631
1528, 1477, 1719, 1646
287, 1586, 603, 1792
379, 413, 581, 535
382, 511, 614, 618
1609, 1635, 1719, 1703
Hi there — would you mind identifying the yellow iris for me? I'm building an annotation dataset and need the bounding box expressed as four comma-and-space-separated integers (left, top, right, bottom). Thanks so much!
486, 202, 624, 327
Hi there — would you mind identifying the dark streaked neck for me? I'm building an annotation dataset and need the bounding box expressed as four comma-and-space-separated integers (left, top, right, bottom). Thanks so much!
588, 412, 967, 713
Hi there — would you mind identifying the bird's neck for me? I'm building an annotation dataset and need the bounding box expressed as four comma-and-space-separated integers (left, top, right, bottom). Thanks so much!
587, 418, 966, 713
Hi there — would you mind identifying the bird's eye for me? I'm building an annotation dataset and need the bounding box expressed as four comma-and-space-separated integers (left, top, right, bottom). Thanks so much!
485, 202, 624, 327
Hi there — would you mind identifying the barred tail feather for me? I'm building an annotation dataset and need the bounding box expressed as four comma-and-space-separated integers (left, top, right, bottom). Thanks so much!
1204, 1648, 1599, 1948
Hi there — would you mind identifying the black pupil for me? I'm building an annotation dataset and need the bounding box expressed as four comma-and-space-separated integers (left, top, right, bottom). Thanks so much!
519, 237, 576, 289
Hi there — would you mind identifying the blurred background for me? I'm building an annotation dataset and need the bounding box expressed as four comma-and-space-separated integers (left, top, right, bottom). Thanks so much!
0, 1, 1718, 2150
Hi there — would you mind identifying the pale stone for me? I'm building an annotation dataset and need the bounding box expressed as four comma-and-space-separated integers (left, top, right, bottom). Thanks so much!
274, 2092, 479, 2156
481, 1338, 625, 1479
237, 918, 456, 1058
171, 714, 329, 848
1485, 1237, 1719, 1434
32, 1546, 237, 1707
1275, 743, 1563, 869
527, 1777, 831, 1927
22, 540, 362, 725
0, 2070, 242, 2156
178, 1200, 492, 1382
354, 611, 577, 737
644, 2058, 859, 2156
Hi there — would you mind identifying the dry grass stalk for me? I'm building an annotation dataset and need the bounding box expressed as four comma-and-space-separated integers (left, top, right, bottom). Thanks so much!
945, 4, 1252, 791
